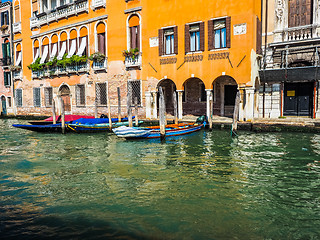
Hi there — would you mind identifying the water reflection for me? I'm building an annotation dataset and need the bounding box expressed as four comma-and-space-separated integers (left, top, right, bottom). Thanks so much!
1, 119, 320, 239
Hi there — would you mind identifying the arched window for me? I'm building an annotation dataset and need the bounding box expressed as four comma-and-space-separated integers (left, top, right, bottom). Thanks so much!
77, 27, 88, 56
33, 39, 40, 62
50, 34, 58, 59
14, 0, 20, 23
96, 22, 106, 55
40, 37, 49, 64
68, 29, 77, 57
58, 31, 67, 59
15, 43, 22, 66
128, 14, 140, 51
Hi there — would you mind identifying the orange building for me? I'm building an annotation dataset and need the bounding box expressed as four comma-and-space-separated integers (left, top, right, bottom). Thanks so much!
11, 0, 261, 121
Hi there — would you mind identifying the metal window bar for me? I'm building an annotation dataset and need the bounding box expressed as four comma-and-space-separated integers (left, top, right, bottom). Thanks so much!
44, 87, 53, 107
128, 80, 141, 107
33, 88, 41, 107
76, 84, 86, 106
96, 82, 107, 106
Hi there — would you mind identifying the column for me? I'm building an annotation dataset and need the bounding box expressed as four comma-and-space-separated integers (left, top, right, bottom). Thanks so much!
245, 87, 255, 121
145, 91, 152, 119
205, 89, 212, 118
151, 91, 157, 119
238, 88, 244, 121
316, 81, 320, 118
177, 90, 183, 120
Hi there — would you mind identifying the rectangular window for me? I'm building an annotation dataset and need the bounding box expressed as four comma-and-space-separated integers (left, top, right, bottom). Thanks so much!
96, 82, 107, 106
33, 87, 41, 107
189, 24, 200, 52
44, 87, 53, 107
4, 72, 11, 86
16, 89, 22, 107
97, 33, 106, 55
128, 80, 141, 106
214, 19, 227, 49
76, 84, 86, 106
164, 28, 174, 55
1, 11, 9, 26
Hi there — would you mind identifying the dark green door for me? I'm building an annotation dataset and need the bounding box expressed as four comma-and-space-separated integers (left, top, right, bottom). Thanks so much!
1, 97, 6, 115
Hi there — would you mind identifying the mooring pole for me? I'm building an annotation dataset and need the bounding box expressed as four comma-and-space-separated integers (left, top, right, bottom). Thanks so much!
159, 87, 166, 140
134, 97, 139, 126
52, 100, 56, 124
94, 97, 98, 118
60, 97, 65, 134
107, 87, 112, 130
209, 92, 213, 130
127, 86, 133, 127
117, 87, 121, 122
231, 91, 240, 137
173, 91, 178, 124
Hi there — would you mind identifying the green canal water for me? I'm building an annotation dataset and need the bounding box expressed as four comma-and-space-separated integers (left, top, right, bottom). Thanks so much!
0, 119, 319, 240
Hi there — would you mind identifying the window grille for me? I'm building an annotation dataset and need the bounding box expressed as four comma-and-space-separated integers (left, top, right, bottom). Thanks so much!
96, 82, 107, 106
44, 87, 53, 107
128, 80, 141, 106
33, 87, 41, 107
76, 84, 86, 106
16, 88, 22, 107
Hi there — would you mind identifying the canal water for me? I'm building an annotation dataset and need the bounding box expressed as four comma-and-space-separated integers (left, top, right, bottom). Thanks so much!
0, 119, 319, 240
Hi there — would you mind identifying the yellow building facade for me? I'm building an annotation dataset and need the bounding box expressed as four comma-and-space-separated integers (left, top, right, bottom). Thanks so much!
12, 0, 261, 120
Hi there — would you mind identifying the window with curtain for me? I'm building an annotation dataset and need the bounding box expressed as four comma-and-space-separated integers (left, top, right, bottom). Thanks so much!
164, 28, 174, 55
189, 24, 200, 52
214, 19, 227, 49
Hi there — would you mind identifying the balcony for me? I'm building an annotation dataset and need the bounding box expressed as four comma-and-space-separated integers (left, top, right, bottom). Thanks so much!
92, 58, 107, 71
31, 61, 89, 79
124, 53, 141, 68
30, 0, 88, 28
13, 70, 22, 80
91, 0, 106, 10
276, 25, 318, 42
13, 22, 21, 34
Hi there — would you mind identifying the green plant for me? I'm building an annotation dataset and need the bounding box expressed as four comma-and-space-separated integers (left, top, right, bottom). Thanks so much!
122, 48, 140, 60
9, 65, 22, 71
27, 58, 45, 71
0, 25, 8, 31
88, 52, 106, 63
46, 56, 58, 67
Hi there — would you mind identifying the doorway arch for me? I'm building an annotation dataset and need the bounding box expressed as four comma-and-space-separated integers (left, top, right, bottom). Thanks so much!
1, 96, 6, 115
59, 85, 71, 112
157, 79, 177, 115
183, 77, 206, 116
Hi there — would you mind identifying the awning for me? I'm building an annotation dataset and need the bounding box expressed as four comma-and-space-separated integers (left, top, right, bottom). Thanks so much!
40, 45, 48, 64
67, 39, 76, 58
15, 51, 22, 66
57, 41, 66, 59
259, 66, 320, 83
33, 48, 39, 63
76, 37, 86, 56
50, 43, 57, 59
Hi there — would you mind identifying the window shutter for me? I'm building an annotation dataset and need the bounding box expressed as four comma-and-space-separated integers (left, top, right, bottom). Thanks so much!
305, 0, 312, 25
174, 26, 178, 55
158, 29, 163, 56
208, 20, 214, 51
136, 25, 140, 51
1, 12, 4, 26
226, 17, 231, 48
98, 33, 106, 55
256, 16, 262, 54
185, 24, 190, 54
4, 72, 8, 86
199, 22, 205, 51
2, 43, 7, 59
5, 11, 9, 25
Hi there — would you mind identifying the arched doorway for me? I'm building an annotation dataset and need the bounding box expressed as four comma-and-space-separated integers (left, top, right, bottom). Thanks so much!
1, 96, 6, 115
212, 76, 238, 117
59, 85, 71, 112
157, 79, 177, 115
183, 78, 206, 116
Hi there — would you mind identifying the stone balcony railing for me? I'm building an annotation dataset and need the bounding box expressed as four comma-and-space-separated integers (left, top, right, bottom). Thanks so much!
13, 22, 21, 33
92, 58, 107, 70
276, 25, 318, 42
30, 0, 88, 28
124, 53, 141, 68
91, 0, 106, 10
32, 61, 89, 78
13, 70, 22, 80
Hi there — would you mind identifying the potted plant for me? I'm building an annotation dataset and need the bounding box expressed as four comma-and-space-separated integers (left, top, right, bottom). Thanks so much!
0, 25, 8, 31
123, 48, 140, 61
88, 52, 105, 63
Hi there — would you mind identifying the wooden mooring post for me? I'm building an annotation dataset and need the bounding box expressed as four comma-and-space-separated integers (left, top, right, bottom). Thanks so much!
107, 87, 112, 130
134, 97, 139, 127
117, 87, 121, 122
52, 100, 56, 124
173, 91, 178, 124
127, 87, 133, 127
231, 91, 240, 137
94, 97, 98, 118
159, 87, 166, 140
209, 92, 213, 130
60, 97, 66, 134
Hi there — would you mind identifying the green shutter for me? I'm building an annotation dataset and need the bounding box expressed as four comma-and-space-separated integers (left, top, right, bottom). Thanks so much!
3, 72, 7, 86
2, 43, 7, 59
6, 42, 10, 57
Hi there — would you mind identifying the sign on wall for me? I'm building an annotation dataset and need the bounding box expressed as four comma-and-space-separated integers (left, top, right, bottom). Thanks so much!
233, 23, 247, 35
149, 37, 159, 47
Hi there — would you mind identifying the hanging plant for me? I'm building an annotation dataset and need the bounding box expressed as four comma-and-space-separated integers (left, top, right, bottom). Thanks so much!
46, 56, 58, 67
123, 48, 140, 60
27, 57, 45, 71
0, 25, 8, 31
88, 52, 106, 63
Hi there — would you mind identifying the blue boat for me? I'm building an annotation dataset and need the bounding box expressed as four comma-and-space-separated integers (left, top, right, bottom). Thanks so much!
112, 122, 204, 139
67, 120, 143, 133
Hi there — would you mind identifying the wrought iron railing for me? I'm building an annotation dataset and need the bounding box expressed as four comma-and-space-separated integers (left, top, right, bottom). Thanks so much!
124, 53, 141, 68
92, 58, 107, 70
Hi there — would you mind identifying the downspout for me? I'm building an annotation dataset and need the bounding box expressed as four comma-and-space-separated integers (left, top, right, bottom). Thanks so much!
9, 2, 15, 114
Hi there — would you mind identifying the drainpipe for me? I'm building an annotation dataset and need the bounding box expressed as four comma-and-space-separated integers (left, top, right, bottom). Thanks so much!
9, 2, 15, 114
